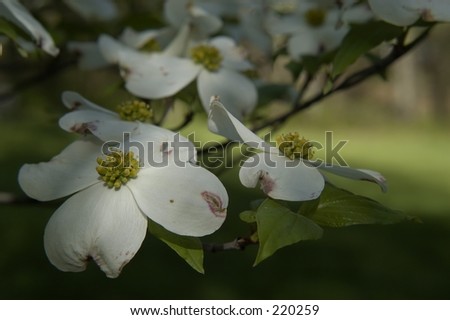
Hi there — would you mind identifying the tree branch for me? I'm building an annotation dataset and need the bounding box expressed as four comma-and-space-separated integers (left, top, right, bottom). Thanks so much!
203, 237, 256, 252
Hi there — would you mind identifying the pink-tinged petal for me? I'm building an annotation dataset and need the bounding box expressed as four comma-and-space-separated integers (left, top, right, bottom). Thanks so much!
239, 153, 325, 201
317, 164, 388, 192
18, 139, 101, 201
44, 184, 147, 278
198, 68, 257, 120
128, 162, 228, 237
208, 97, 268, 149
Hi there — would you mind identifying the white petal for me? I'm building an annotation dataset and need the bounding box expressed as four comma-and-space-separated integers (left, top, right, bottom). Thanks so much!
129, 162, 228, 237
408, 0, 450, 22
317, 164, 388, 192
368, 0, 420, 26
0, 0, 59, 56
288, 25, 348, 60
63, 0, 118, 21
67, 41, 110, 70
58, 110, 126, 135
208, 97, 267, 149
198, 69, 257, 119
44, 184, 147, 278
239, 153, 325, 201
89, 121, 197, 165
119, 27, 159, 49
210, 36, 253, 71
122, 54, 201, 99
163, 23, 191, 56
61, 91, 117, 115
18, 139, 101, 201
164, 0, 191, 29
164, 0, 222, 38
190, 6, 223, 39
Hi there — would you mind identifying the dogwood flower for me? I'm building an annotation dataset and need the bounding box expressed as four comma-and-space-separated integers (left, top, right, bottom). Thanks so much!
0, 0, 59, 56
368, 0, 450, 26
58, 91, 155, 134
99, 34, 257, 119
208, 97, 387, 201
267, 0, 372, 61
19, 117, 227, 278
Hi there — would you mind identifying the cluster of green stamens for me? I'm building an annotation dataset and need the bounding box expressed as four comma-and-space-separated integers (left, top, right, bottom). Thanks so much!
140, 38, 161, 52
117, 100, 153, 122
96, 151, 140, 189
190, 45, 223, 72
304, 8, 327, 27
276, 132, 314, 160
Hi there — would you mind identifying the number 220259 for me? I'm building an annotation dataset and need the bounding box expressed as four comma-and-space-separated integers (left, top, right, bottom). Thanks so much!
272, 305, 319, 316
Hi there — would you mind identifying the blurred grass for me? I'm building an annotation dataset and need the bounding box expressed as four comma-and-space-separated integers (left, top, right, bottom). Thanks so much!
1, 89, 450, 299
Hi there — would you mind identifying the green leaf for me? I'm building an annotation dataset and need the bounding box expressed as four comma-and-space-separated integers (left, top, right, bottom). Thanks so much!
254, 199, 323, 265
148, 220, 204, 274
310, 183, 415, 228
302, 50, 336, 75
240, 210, 257, 223
0, 18, 21, 41
332, 21, 404, 77
298, 198, 320, 217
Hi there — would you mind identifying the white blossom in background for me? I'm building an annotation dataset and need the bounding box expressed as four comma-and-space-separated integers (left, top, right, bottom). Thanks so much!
98, 34, 257, 119
18, 115, 228, 278
267, 0, 372, 61
0, 0, 59, 56
197, 0, 273, 57
368, 0, 450, 26
68, 27, 176, 70
208, 97, 387, 201
63, 0, 118, 21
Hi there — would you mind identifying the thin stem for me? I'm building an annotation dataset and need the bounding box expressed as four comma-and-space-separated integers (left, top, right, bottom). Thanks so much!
251, 26, 432, 132
203, 237, 256, 253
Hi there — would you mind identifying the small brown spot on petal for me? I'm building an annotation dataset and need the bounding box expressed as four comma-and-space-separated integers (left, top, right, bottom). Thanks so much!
71, 101, 82, 110
421, 9, 435, 21
170, 199, 174, 203
159, 66, 169, 76
259, 171, 275, 194
201, 191, 226, 218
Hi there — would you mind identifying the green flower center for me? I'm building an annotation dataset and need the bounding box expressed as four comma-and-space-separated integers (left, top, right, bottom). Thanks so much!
190, 45, 223, 72
117, 100, 153, 122
140, 38, 161, 52
96, 150, 140, 189
304, 8, 326, 27
276, 132, 314, 160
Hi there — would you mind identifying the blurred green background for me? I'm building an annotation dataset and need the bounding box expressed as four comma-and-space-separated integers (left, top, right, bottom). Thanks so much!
1, 24, 450, 299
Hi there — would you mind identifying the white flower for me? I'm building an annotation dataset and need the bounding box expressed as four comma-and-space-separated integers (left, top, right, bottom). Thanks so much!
19, 115, 228, 278
0, 0, 59, 56
99, 34, 257, 119
164, 0, 222, 41
267, 0, 372, 61
208, 97, 387, 201
368, 0, 450, 26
